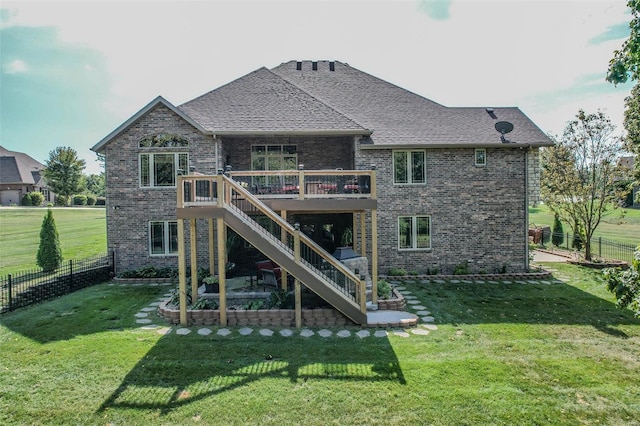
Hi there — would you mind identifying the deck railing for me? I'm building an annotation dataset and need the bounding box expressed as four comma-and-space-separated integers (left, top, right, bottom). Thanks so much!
177, 174, 367, 310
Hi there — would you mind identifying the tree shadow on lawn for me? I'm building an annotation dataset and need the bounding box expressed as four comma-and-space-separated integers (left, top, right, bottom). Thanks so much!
98, 331, 406, 416
408, 278, 639, 337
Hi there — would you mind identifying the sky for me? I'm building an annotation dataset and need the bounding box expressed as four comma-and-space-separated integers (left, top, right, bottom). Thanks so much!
0, 0, 635, 175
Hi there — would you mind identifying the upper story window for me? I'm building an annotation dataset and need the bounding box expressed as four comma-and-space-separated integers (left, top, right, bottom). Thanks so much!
139, 134, 189, 148
398, 215, 431, 250
251, 145, 298, 187
140, 153, 188, 188
393, 150, 426, 184
475, 149, 487, 166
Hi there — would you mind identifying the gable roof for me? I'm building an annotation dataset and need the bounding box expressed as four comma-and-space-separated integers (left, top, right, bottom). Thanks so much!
91, 96, 210, 153
179, 67, 369, 135
94, 60, 552, 150
0, 146, 45, 185
272, 60, 552, 147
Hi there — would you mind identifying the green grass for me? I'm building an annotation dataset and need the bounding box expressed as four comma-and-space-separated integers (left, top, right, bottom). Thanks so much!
1, 264, 639, 424
0, 207, 106, 276
529, 204, 640, 246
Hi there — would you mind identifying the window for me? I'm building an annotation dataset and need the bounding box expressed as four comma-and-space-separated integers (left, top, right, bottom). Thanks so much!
393, 150, 426, 184
251, 144, 298, 187
475, 149, 486, 166
140, 153, 188, 188
149, 221, 178, 256
398, 215, 431, 250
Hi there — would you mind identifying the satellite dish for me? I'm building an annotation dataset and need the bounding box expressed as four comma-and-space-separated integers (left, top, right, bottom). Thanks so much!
495, 121, 514, 143
495, 121, 514, 135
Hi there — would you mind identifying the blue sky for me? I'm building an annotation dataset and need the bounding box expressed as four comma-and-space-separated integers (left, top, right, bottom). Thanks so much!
0, 0, 634, 174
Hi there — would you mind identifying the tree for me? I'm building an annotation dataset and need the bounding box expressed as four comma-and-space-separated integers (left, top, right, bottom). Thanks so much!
541, 110, 628, 261
42, 147, 86, 206
551, 214, 564, 248
37, 208, 63, 271
604, 245, 640, 317
623, 84, 640, 202
607, 1, 640, 84
85, 173, 105, 197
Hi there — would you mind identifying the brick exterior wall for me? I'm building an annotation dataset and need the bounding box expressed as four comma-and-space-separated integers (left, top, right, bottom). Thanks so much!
103, 104, 532, 275
357, 146, 529, 275
103, 104, 220, 273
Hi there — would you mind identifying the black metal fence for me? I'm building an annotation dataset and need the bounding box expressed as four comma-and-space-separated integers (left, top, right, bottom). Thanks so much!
1, 252, 114, 313
537, 230, 637, 263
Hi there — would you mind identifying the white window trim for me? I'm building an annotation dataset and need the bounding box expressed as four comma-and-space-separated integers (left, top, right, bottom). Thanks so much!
149, 220, 178, 256
397, 215, 432, 251
475, 148, 487, 167
139, 152, 188, 188
393, 149, 426, 185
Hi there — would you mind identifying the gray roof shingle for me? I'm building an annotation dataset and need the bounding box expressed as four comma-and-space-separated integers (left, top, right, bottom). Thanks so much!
0, 146, 45, 184
272, 60, 552, 147
179, 67, 368, 134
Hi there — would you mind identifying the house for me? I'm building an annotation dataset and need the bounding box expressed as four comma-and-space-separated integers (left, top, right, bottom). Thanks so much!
0, 146, 55, 206
92, 60, 553, 325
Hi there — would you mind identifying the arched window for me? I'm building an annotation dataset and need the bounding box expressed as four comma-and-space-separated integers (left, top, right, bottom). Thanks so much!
139, 134, 189, 148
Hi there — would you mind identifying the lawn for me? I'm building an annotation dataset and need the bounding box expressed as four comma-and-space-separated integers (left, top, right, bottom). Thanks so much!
529, 204, 640, 246
1, 263, 638, 425
0, 207, 106, 276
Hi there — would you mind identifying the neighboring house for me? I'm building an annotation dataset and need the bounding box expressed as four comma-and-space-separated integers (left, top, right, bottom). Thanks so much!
0, 146, 55, 206
92, 60, 552, 323
619, 156, 639, 207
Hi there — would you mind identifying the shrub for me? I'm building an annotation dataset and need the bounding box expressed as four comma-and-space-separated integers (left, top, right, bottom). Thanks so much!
37, 208, 63, 272
86, 194, 97, 205
453, 262, 469, 275
95, 197, 106, 206
117, 266, 178, 279
269, 288, 291, 309
73, 195, 87, 206
55, 195, 69, 206
552, 214, 564, 247
387, 268, 407, 276
30, 191, 45, 206
603, 245, 640, 318
377, 279, 392, 299
21, 194, 33, 206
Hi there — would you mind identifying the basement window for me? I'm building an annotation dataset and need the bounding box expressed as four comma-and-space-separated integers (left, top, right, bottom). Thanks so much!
475, 149, 487, 167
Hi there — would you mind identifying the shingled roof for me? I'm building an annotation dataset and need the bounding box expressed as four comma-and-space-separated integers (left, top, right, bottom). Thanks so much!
95, 60, 552, 149
271, 60, 552, 147
0, 146, 45, 185
179, 67, 369, 135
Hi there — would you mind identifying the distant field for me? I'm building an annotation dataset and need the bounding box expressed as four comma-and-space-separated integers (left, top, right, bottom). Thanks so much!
0, 207, 106, 276
529, 205, 640, 246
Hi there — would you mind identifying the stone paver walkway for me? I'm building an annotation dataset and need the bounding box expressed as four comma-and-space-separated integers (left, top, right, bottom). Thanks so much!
131, 278, 563, 339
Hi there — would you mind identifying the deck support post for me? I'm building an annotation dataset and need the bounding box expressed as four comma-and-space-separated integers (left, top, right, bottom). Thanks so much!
217, 217, 227, 326
371, 209, 378, 304
177, 218, 188, 325
208, 218, 215, 275
294, 223, 302, 328
190, 219, 198, 302
280, 210, 288, 291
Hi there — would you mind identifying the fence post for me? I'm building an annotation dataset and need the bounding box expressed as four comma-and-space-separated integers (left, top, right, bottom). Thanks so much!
69, 259, 73, 289
566, 233, 569, 250
111, 250, 116, 277
8, 274, 12, 311
598, 237, 602, 258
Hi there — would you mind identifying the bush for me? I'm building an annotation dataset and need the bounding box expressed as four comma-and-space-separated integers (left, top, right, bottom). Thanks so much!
29, 191, 45, 206
73, 195, 87, 206
552, 214, 564, 247
86, 194, 97, 206
117, 266, 178, 279
453, 262, 469, 275
37, 208, 63, 271
55, 195, 69, 206
95, 197, 106, 206
377, 279, 392, 299
21, 194, 32, 206
387, 268, 407, 276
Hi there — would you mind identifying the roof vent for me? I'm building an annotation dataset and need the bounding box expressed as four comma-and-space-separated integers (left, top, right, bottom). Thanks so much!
329, 61, 335, 71
296, 61, 302, 71
486, 108, 497, 119
312, 61, 318, 71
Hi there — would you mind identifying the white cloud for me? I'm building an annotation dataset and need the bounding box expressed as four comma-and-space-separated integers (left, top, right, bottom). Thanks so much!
4, 58, 28, 74
1, 0, 634, 138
